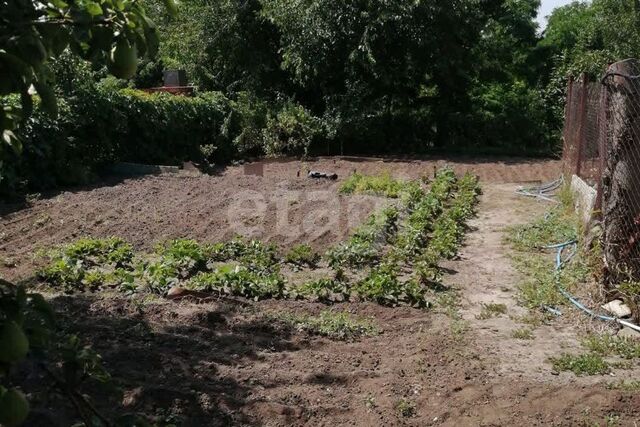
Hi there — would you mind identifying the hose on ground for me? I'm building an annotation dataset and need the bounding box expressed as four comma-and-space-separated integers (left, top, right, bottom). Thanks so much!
546, 240, 640, 332
516, 177, 564, 203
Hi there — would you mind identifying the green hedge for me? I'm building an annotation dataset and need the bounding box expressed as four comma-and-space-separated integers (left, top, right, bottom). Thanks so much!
0, 88, 325, 195
1, 89, 235, 194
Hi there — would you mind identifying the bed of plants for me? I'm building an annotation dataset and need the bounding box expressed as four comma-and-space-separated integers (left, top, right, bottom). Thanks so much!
36, 168, 480, 308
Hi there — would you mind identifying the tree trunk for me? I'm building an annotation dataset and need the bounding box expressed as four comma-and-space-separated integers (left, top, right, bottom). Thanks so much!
602, 59, 640, 287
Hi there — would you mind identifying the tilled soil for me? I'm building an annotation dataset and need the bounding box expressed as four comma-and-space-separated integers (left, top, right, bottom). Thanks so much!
5, 157, 640, 426
0, 156, 560, 282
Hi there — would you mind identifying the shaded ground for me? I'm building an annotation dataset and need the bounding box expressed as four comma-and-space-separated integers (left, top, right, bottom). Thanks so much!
4, 157, 640, 426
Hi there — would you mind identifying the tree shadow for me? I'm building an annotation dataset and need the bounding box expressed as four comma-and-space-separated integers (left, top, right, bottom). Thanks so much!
22, 294, 315, 427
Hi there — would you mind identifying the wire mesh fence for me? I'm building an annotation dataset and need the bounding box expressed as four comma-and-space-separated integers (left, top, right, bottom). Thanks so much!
562, 75, 603, 186
563, 60, 640, 289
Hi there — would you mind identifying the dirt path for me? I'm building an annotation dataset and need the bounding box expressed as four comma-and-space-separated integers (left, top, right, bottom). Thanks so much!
447, 184, 589, 383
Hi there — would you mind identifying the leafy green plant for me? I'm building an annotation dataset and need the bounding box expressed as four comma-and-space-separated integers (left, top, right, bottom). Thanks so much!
326, 239, 378, 269
155, 239, 207, 274
140, 260, 179, 294
39, 238, 135, 291
188, 265, 286, 300
354, 264, 428, 307
297, 279, 351, 304
284, 244, 320, 268
208, 238, 278, 269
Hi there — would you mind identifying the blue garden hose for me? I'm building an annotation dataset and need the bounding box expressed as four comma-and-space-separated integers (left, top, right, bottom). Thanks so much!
515, 182, 640, 331
547, 240, 614, 321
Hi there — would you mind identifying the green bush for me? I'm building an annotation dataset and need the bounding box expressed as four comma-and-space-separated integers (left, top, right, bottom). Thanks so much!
262, 101, 322, 157
1, 88, 236, 194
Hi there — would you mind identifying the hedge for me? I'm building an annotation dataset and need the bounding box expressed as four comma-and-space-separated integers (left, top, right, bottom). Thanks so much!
0, 88, 326, 196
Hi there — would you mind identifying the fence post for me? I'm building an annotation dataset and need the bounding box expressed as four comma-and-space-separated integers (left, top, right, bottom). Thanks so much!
575, 74, 589, 178
563, 76, 575, 178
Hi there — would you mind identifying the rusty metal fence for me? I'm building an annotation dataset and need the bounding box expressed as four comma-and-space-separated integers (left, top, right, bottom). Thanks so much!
563, 59, 640, 289
562, 75, 603, 186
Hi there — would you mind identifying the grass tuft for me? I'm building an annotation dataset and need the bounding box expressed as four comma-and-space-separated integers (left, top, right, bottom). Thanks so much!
476, 303, 507, 320
512, 328, 534, 340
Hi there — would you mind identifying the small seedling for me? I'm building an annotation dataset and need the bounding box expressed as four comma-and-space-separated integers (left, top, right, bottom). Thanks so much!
395, 398, 416, 418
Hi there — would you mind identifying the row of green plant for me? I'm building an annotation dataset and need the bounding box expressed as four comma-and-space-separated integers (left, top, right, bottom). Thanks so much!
321, 169, 481, 306
37, 169, 480, 308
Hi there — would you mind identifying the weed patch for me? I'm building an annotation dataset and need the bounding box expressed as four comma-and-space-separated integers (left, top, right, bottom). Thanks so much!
395, 399, 416, 418
507, 202, 591, 311
339, 172, 408, 198
583, 334, 640, 360
550, 353, 611, 376
270, 310, 379, 340
512, 328, 534, 340
476, 303, 507, 320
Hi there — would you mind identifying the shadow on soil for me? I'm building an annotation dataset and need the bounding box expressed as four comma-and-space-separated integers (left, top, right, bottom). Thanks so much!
23, 295, 308, 426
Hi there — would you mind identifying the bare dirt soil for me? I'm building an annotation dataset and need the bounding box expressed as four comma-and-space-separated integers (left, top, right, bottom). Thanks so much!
0, 156, 560, 282
4, 157, 640, 426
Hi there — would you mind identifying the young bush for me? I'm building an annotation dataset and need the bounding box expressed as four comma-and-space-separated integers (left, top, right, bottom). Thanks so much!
262, 101, 322, 157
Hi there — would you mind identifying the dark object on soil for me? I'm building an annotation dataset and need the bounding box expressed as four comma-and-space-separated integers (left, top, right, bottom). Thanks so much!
308, 171, 338, 180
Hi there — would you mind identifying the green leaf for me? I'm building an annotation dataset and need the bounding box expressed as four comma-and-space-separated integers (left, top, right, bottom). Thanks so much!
162, 0, 178, 17
51, 0, 69, 8
86, 2, 103, 16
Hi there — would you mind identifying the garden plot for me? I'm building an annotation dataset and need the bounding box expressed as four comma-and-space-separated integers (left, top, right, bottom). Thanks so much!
4, 157, 640, 426
34, 168, 480, 307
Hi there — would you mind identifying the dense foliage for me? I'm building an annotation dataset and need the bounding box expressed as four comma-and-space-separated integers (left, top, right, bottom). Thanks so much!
3, 0, 640, 195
